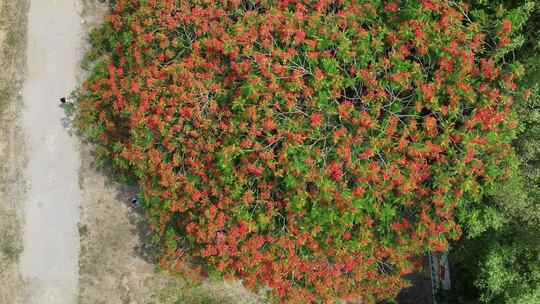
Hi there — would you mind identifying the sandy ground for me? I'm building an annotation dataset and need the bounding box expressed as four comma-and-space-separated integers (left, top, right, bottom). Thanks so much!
20, 0, 83, 303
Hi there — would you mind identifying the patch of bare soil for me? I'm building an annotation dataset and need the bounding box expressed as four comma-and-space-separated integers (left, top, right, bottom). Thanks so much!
77, 2, 265, 303
0, 0, 28, 303
77, 143, 174, 304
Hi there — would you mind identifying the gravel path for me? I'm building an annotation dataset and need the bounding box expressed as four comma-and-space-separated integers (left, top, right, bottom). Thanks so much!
20, 0, 83, 303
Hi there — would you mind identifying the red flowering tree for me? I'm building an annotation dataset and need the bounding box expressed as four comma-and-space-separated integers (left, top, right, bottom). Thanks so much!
75, 0, 525, 303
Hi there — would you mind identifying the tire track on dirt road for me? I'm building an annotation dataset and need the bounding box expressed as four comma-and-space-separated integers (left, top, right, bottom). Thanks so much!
20, 0, 83, 303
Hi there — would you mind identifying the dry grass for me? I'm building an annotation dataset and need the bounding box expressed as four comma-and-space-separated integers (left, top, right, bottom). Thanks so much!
0, 0, 28, 303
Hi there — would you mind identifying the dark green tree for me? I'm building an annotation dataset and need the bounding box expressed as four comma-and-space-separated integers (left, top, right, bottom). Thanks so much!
447, 1, 540, 304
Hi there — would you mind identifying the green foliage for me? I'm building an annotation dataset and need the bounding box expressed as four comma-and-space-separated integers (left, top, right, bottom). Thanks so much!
447, 223, 540, 304
447, 1, 540, 304
512, 84, 540, 223
476, 230, 540, 304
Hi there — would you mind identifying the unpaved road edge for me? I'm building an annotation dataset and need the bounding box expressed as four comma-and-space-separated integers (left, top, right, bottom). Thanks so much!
0, 0, 29, 303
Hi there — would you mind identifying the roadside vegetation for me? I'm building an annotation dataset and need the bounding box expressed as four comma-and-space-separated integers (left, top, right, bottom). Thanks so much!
73, 0, 539, 303
0, 0, 28, 302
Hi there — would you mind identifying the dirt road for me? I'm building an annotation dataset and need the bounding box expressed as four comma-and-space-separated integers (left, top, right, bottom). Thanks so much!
20, 0, 83, 303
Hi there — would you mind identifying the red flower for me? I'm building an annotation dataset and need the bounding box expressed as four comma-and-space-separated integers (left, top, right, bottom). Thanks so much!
385, 2, 398, 13
328, 162, 344, 181
310, 112, 323, 127
502, 19, 512, 33
294, 29, 306, 45
353, 186, 365, 197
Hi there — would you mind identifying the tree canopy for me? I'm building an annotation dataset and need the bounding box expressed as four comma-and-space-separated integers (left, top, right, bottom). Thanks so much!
75, 0, 529, 303
442, 1, 540, 304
